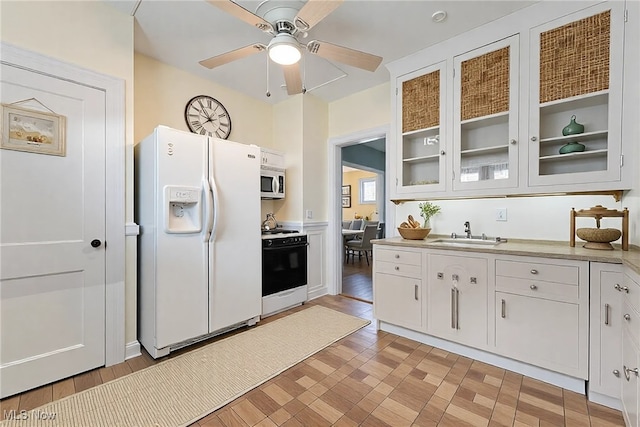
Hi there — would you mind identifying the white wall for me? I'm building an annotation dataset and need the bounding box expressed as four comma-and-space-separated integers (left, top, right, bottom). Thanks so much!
0, 1, 138, 344
303, 94, 329, 222
329, 83, 390, 137
396, 195, 628, 244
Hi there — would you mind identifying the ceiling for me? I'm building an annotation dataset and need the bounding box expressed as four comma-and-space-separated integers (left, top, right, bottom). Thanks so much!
108, 0, 536, 105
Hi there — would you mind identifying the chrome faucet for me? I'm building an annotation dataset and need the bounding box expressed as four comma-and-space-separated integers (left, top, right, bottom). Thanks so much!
464, 221, 472, 239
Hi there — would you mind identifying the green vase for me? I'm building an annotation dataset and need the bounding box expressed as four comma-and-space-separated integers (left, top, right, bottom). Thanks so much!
562, 115, 585, 136
559, 142, 586, 154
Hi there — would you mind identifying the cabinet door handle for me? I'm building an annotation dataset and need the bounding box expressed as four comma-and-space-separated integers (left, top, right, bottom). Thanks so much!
530, 284, 537, 290
451, 288, 456, 329
470, 277, 477, 284
615, 284, 623, 292
624, 365, 639, 381
624, 314, 631, 321
604, 303, 610, 326
437, 272, 443, 279
440, 150, 446, 155
414, 284, 419, 301
455, 289, 460, 330
395, 266, 400, 271
613, 369, 620, 377
510, 139, 517, 145
622, 286, 630, 294
501, 299, 506, 318
395, 254, 400, 259
531, 136, 537, 142
530, 269, 538, 275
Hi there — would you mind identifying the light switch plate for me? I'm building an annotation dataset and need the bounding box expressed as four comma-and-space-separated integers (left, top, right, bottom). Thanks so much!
496, 208, 507, 221
306, 210, 313, 219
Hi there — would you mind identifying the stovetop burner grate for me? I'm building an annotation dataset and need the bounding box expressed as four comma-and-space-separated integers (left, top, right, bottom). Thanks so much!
261, 229, 298, 235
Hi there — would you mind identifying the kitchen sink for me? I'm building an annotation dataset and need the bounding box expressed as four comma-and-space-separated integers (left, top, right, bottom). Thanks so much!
430, 238, 505, 247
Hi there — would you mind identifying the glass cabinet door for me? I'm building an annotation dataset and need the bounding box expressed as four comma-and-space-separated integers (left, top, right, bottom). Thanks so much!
528, 4, 624, 187
396, 61, 447, 195
452, 35, 519, 191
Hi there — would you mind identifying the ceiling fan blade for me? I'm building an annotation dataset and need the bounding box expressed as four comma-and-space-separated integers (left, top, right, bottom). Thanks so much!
294, 0, 344, 31
206, 0, 273, 33
307, 40, 382, 72
283, 63, 303, 95
199, 44, 266, 69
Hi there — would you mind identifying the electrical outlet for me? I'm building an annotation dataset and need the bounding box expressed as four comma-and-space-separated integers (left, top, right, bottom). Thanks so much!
496, 208, 507, 221
306, 209, 313, 219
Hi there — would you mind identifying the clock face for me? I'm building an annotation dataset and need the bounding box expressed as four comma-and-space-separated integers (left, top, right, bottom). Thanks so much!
185, 95, 232, 139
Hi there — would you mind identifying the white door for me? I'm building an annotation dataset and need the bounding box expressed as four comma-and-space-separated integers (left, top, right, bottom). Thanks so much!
0, 63, 106, 398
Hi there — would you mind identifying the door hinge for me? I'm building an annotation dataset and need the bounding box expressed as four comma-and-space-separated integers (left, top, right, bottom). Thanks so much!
621, 155, 624, 167
624, 9, 628, 22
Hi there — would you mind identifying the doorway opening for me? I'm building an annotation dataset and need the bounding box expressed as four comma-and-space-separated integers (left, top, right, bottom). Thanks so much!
339, 140, 386, 303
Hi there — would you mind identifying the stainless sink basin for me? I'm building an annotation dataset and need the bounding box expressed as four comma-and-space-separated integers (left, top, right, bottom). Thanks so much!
430, 238, 504, 247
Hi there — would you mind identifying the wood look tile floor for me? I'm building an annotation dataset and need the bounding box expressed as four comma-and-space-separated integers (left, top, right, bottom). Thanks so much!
0, 295, 626, 426
342, 252, 373, 302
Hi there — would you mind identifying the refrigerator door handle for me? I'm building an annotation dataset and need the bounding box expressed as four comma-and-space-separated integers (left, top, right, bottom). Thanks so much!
209, 176, 221, 242
203, 177, 214, 242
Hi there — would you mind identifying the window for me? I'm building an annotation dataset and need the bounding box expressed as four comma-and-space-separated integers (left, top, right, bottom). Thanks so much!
359, 178, 376, 204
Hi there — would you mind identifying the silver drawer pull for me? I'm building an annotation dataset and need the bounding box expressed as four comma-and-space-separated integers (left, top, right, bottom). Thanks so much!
395, 266, 400, 271
530, 269, 538, 275
530, 284, 537, 290
605, 303, 610, 326
624, 314, 631, 321
414, 284, 419, 301
395, 254, 400, 259
501, 299, 506, 318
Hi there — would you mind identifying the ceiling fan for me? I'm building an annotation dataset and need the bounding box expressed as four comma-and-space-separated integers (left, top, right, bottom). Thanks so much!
199, 0, 383, 96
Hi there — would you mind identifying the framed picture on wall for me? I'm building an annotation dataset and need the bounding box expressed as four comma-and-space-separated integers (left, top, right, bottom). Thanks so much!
1, 103, 66, 156
341, 185, 351, 196
341, 196, 351, 208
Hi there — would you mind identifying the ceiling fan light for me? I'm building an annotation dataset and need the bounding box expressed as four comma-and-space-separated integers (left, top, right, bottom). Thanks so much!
268, 34, 301, 65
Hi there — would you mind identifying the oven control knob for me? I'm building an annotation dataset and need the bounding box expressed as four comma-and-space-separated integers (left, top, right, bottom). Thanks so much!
265, 240, 273, 247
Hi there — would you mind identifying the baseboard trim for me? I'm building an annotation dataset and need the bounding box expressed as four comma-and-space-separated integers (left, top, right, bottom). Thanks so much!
588, 390, 622, 411
125, 341, 141, 360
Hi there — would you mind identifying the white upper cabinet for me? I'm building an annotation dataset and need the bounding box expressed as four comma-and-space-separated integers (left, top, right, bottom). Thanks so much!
395, 62, 447, 195
453, 35, 519, 191
528, 3, 626, 188
387, 1, 633, 201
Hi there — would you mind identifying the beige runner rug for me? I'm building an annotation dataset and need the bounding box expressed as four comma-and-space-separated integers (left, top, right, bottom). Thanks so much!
1, 305, 369, 427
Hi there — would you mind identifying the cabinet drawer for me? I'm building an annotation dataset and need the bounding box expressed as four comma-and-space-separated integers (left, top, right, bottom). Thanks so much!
623, 272, 640, 314
495, 276, 578, 303
496, 259, 579, 285
376, 260, 422, 279
622, 299, 640, 349
376, 248, 422, 266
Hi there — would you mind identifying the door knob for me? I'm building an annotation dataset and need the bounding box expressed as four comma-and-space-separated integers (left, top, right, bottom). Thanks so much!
91, 239, 102, 248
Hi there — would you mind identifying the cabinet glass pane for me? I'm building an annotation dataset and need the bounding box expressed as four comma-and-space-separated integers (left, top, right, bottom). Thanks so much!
402, 129, 440, 186
539, 11, 610, 104
460, 115, 509, 182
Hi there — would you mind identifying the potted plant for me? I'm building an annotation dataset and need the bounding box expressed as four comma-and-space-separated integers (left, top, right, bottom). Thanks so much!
418, 201, 441, 228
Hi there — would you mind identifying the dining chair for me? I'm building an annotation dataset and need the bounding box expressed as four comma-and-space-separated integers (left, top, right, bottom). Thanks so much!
345, 224, 378, 265
350, 219, 363, 230
342, 220, 352, 230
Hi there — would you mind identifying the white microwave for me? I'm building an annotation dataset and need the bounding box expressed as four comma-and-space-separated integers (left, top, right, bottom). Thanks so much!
260, 167, 285, 199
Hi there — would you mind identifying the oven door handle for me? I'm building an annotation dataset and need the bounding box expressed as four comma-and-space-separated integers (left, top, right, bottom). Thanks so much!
263, 243, 309, 251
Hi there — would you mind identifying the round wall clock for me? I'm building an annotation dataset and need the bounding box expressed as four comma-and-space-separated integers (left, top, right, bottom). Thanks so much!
184, 95, 232, 139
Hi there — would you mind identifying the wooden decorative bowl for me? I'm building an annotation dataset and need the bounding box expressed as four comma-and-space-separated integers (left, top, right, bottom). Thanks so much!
398, 227, 431, 240
576, 228, 621, 250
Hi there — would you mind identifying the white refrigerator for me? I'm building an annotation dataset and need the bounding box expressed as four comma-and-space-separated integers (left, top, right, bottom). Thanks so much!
135, 126, 262, 358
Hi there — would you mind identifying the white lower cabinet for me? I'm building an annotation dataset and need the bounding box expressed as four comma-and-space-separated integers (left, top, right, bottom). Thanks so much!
622, 267, 640, 427
494, 256, 588, 379
427, 254, 488, 349
373, 246, 425, 331
589, 262, 623, 408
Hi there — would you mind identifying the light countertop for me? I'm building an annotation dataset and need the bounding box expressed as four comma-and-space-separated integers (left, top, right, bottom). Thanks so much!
373, 236, 640, 275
